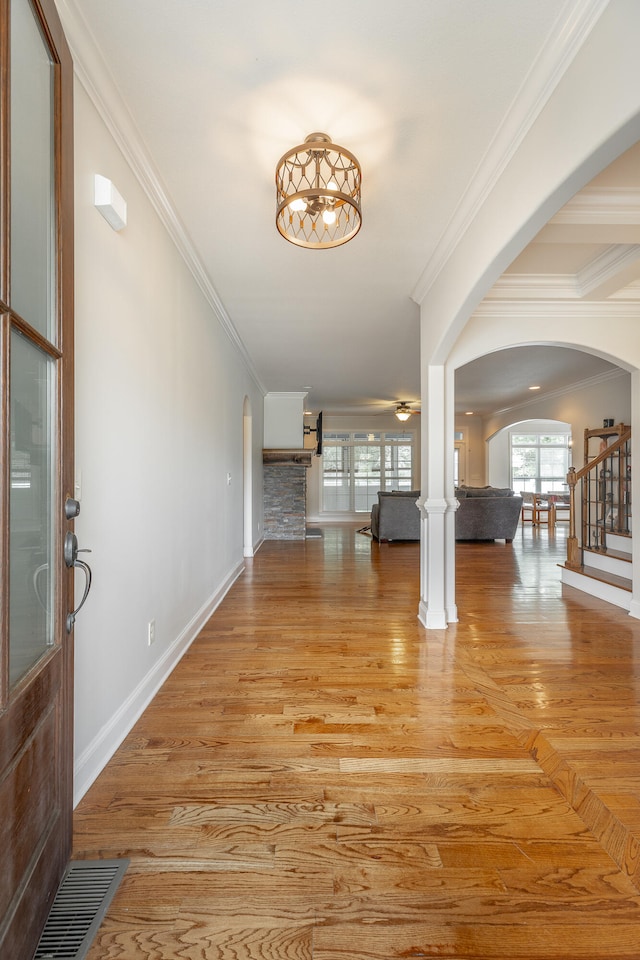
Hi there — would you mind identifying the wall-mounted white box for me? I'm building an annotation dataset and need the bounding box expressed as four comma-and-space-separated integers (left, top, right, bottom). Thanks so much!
94, 174, 127, 231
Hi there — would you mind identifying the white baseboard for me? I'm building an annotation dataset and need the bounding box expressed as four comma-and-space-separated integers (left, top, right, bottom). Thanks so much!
243, 534, 265, 557
628, 599, 640, 620
73, 559, 245, 806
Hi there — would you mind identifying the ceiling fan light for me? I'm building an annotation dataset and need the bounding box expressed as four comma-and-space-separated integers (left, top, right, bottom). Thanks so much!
395, 403, 412, 422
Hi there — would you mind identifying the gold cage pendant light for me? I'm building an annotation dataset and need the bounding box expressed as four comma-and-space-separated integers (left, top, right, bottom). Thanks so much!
275, 132, 362, 249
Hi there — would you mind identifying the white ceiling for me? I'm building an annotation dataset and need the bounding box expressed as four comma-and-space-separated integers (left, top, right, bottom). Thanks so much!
57, 0, 640, 418
455, 345, 621, 417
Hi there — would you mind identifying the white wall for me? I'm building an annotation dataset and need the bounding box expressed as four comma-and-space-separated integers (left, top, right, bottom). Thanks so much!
264, 392, 307, 448
72, 81, 264, 803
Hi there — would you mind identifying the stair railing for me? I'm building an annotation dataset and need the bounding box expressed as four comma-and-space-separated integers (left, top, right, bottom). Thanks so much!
565, 425, 631, 570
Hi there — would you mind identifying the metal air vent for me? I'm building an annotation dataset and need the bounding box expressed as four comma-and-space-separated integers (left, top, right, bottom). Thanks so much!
33, 859, 129, 960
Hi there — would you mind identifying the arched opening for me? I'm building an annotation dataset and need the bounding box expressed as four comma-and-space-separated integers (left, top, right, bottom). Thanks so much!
454, 343, 632, 494
487, 417, 572, 494
449, 342, 636, 613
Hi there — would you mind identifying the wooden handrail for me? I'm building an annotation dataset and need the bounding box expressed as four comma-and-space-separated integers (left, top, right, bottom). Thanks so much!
565, 424, 631, 569
568, 426, 630, 484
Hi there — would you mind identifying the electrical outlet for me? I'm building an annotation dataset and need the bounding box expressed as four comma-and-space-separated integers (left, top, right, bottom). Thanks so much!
147, 619, 156, 646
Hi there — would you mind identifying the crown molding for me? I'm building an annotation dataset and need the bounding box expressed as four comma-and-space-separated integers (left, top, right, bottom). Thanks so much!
411, 0, 610, 306
611, 278, 640, 298
577, 243, 640, 296
54, 0, 266, 396
474, 298, 640, 319
265, 392, 309, 400
487, 245, 640, 300
487, 274, 579, 299
550, 187, 640, 224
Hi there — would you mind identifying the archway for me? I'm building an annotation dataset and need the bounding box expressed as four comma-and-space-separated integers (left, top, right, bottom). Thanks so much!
449, 340, 637, 614
487, 417, 572, 493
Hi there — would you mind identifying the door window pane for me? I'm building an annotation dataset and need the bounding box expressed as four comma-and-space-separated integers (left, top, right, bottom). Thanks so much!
10, 0, 56, 339
10, 330, 56, 686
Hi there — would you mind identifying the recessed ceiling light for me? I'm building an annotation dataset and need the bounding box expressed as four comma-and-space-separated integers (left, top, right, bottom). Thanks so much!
529, 385, 541, 391
465, 411, 474, 416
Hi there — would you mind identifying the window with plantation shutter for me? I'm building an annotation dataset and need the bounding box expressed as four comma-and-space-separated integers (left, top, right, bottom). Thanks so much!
322, 431, 414, 513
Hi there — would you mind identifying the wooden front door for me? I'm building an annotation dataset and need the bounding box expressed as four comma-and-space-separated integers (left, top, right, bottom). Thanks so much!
0, 1, 74, 956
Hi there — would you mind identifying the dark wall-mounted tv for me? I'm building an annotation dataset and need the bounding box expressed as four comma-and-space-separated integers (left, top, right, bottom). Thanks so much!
304, 411, 323, 455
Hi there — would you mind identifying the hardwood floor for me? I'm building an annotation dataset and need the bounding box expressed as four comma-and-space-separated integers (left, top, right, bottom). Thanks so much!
73, 523, 640, 959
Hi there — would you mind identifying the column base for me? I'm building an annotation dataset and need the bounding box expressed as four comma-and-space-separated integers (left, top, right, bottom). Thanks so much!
418, 600, 448, 630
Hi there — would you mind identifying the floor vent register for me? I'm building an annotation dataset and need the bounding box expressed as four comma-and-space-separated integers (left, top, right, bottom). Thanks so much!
33, 859, 129, 960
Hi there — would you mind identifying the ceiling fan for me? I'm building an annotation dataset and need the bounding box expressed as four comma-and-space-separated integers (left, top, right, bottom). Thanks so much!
395, 401, 421, 421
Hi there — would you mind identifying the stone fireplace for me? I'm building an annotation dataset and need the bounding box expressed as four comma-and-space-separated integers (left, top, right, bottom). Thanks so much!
263, 448, 313, 540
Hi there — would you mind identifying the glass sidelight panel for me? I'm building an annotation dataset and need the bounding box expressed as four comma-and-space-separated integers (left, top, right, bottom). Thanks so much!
9, 330, 56, 687
10, 0, 56, 340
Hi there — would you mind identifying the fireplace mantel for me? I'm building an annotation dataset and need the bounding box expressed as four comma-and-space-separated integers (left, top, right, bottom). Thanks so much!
262, 448, 313, 467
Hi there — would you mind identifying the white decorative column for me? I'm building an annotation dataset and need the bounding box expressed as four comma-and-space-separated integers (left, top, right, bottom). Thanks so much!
418, 496, 448, 629
444, 366, 459, 623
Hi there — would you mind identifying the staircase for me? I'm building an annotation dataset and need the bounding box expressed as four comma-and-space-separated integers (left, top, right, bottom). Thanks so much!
560, 423, 632, 610
561, 531, 632, 609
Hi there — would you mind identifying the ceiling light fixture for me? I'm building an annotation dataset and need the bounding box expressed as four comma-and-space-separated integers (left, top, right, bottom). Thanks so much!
395, 402, 413, 422
275, 132, 362, 249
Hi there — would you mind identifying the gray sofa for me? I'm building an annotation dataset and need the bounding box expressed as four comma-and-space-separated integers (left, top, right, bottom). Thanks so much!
455, 486, 523, 541
370, 486, 523, 543
371, 490, 420, 541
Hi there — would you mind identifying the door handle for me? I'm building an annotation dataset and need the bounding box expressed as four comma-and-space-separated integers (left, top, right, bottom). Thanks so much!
65, 530, 93, 633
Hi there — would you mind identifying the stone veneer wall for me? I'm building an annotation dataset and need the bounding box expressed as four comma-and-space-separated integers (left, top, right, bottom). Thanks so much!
263, 464, 307, 540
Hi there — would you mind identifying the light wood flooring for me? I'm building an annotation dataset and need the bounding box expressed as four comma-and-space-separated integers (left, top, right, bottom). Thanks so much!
74, 523, 640, 959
